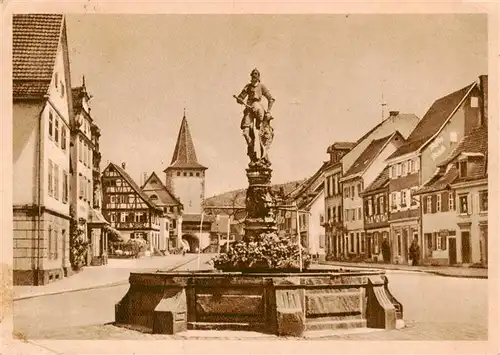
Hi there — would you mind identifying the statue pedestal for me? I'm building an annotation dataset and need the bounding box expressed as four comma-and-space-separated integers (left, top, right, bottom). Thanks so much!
244, 166, 277, 241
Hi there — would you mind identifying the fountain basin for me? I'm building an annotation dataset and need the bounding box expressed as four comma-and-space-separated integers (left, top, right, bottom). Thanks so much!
115, 268, 403, 337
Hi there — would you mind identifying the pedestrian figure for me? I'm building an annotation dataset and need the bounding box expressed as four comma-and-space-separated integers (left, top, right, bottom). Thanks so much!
381, 238, 391, 263
409, 238, 420, 266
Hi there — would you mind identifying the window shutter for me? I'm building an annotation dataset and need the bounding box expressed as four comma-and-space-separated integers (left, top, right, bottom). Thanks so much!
442, 191, 449, 212
423, 196, 428, 213
433, 232, 437, 250
431, 194, 437, 213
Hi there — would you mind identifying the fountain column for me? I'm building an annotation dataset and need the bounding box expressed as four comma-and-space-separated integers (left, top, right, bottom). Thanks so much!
243, 166, 277, 241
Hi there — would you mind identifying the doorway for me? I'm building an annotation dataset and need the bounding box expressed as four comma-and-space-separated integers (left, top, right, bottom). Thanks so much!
448, 238, 457, 265
461, 231, 471, 264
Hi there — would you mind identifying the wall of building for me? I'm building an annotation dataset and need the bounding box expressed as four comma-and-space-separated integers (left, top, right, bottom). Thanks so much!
421, 203, 456, 262
363, 139, 401, 189
454, 183, 488, 264
167, 170, 204, 214
13, 102, 43, 205
343, 178, 364, 232
420, 108, 465, 183
308, 190, 325, 257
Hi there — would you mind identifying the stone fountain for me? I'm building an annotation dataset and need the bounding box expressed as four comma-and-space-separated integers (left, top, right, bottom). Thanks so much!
114, 69, 403, 336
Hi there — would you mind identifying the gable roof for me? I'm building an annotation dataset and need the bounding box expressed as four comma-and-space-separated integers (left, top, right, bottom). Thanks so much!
105, 163, 162, 211
13, 14, 64, 98
415, 125, 487, 194
388, 83, 476, 159
361, 167, 390, 196
343, 132, 402, 178
141, 172, 182, 206
165, 115, 207, 170
287, 162, 328, 201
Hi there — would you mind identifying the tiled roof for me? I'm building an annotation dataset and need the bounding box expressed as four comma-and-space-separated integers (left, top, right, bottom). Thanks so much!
141, 172, 182, 206
440, 124, 488, 167
287, 162, 328, 200
108, 163, 162, 211
344, 132, 399, 178
361, 167, 389, 195
355, 113, 419, 145
166, 115, 207, 170
415, 165, 458, 195
13, 14, 64, 98
389, 83, 475, 159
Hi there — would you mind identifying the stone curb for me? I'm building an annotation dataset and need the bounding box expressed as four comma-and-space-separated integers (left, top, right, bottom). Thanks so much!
13, 256, 199, 301
319, 262, 488, 279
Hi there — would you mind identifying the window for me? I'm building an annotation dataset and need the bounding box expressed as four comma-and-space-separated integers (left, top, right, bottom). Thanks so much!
397, 163, 402, 177
350, 233, 354, 253
54, 164, 59, 200
48, 160, 53, 196
62, 171, 68, 203
479, 190, 488, 212
449, 192, 455, 211
459, 160, 467, 178
79, 174, 84, 198
351, 186, 355, 198
55, 73, 58, 88
357, 183, 362, 195
470, 96, 479, 108
61, 127, 67, 150
409, 159, 414, 173
196, 172, 200, 177
358, 207, 362, 220
360, 232, 365, 253
391, 192, 397, 210
436, 194, 441, 212
189, 172, 193, 176
120, 212, 126, 222
177, 172, 180, 176
60, 81, 65, 98
401, 162, 407, 176
367, 198, 373, 216
391, 165, 397, 179
78, 138, 83, 162
344, 187, 349, 198
459, 194, 469, 214
54, 119, 59, 145
410, 187, 418, 206
134, 213, 142, 222
426, 196, 432, 214
183, 172, 187, 177
110, 213, 116, 222
48, 111, 54, 139
401, 190, 407, 207
110, 195, 116, 203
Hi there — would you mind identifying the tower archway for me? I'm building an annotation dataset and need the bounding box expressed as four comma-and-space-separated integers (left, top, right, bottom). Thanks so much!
182, 234, 200, 253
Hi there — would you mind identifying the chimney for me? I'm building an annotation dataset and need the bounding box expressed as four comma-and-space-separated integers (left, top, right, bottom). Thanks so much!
479, 75, 488, 125
121, 162, 126, 170
389, 111, 400, 117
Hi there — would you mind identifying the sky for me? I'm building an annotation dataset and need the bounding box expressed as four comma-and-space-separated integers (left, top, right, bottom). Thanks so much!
65, 14, 487, 198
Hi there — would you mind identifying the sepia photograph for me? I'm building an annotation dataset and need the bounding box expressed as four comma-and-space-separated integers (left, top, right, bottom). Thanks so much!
1, 3, 498, 355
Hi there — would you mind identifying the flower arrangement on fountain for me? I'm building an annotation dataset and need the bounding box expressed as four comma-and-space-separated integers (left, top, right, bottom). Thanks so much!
213, 232, 311, 271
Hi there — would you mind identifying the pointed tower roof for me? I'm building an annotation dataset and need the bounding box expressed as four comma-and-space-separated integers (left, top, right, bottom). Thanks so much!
165, 112, 207, 171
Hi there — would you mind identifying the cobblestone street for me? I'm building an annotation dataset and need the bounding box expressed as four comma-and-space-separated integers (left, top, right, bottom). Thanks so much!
13, 266, 487, 341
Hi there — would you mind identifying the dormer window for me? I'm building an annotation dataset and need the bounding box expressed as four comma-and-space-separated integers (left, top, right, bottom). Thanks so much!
459, 160, 468, 178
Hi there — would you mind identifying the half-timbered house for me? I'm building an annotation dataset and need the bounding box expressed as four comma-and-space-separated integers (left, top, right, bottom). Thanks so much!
102, 163, 163, 252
